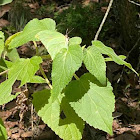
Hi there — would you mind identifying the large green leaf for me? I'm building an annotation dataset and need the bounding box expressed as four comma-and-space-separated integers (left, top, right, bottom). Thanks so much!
0, 0, 13, 5
36, 30, 68, 59
92, 41, 138, 76
32, 89, 84, 140
9, 18, 56, 49
51, 45, 83, 102
83, 46, 106, 86
0, 118, 7, 140
0, 31, 5, 57
65, 73, 115, 135
8, 56, 42, 86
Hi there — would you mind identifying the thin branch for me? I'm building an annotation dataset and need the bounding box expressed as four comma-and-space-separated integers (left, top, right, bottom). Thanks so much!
73, 74, 80, 80
126, 37, 140, 60
94, 0, 114, 40
128, 0, 140, 6
0, 70, 8, 76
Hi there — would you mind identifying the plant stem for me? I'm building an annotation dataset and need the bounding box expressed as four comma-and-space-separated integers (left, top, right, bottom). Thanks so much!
41, 54, 51, 60
94, 0, 114, 40
73, 73, 80, 80
0, 70, 8, 76
39, 64, 52, 89
33, 41, 39, 55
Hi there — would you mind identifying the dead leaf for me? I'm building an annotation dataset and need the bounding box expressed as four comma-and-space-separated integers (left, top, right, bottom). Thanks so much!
101, 7, 108, 13
0, 19, 9, 27
0, 4, 11, 18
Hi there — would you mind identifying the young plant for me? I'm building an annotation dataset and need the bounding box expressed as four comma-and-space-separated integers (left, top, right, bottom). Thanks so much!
0, 18, 138, 140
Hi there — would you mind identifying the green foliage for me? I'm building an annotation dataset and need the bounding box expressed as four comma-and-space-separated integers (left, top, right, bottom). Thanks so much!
0, 18, 138, 139
51, 45, 83, 102
0, 56, 42, 105
0, 0, 13, 5
83, 46, 106, 86
36, 30, 67, 59
0, 118, 7, 140
0, 31, 5, 57
65, 73, 114, 135
9, 18, 56, 49
33, 89, 84, 140
92, 41, 139, 76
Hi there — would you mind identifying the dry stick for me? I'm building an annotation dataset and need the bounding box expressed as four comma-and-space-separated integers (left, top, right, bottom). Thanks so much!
128, 0, 140, 6
94, 0, 114, 40
31, 104, 34, 131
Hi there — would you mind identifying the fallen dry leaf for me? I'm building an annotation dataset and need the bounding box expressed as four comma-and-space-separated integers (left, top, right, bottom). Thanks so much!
0, 19, 9, 28
0, 4, 11, 18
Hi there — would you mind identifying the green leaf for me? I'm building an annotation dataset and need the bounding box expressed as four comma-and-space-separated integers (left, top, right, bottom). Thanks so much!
7, 48, 20, 62
92, 40, 138, 76
4, 60, 13, 69
68, 37, 82, 46
33, 89, 84, 140
5, 32, 21, 48
65, 73, 115, 135
29, 76, 46, 83
105, 55, 126, 62
83, 46, 106, 86
0, 118, 7, 140
0, 31, 5, 40
8, 56, 42, 86
0, 0, 12, 5
0, 56, 42, 105
51, 45, 83, 101
36, 30, 68, 59
0, 70, 20, 105
0, 31, 5, 57
9, 18, 56, 49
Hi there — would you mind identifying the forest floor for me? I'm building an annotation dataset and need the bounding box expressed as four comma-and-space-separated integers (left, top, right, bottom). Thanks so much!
0, 0, 140, 139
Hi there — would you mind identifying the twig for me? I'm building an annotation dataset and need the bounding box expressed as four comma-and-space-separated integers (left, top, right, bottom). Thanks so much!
126, 37, 140, 59
39, 64, 52, 89
128, 0, 140, 6
31, 104, 34, 131
0, 70, 8, 76
73, 74, 80, 80
94, 0, 114, 40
